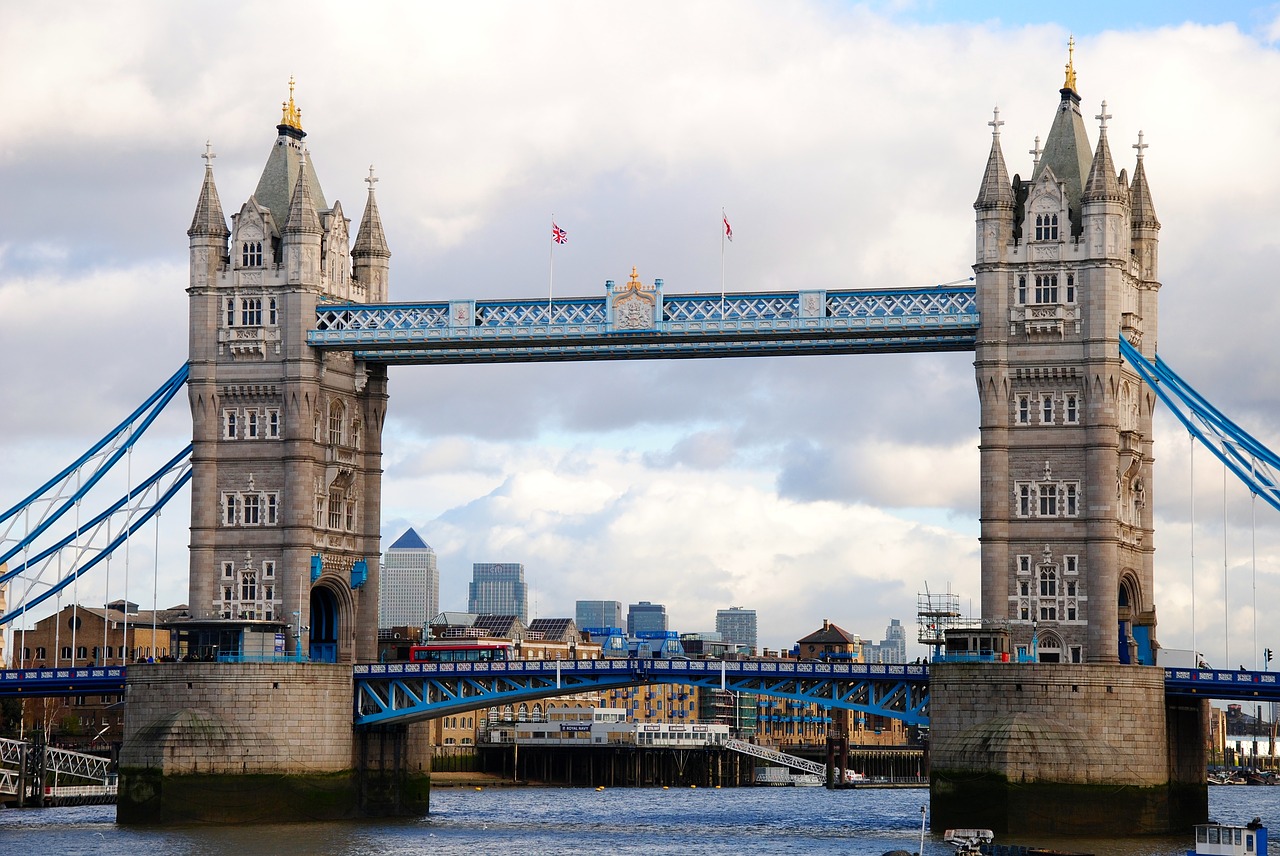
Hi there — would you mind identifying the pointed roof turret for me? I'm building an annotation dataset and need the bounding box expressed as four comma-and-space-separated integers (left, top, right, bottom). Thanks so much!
1083, 101, 1123, 201
1129, 131, 1160, 228
353, 165, 391, 258
975, 107, 1014, 209
1032, 39, 1093, 227
253, 79, 328, 228
188, 141, 229, 238
283, 148, 322, 235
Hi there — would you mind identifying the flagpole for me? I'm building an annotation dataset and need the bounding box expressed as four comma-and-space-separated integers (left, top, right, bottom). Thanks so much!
548, 214, 555, 325
720, 207, 726, 322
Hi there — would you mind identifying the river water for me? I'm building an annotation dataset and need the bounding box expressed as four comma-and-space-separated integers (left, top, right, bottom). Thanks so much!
3, 786, 1277, 855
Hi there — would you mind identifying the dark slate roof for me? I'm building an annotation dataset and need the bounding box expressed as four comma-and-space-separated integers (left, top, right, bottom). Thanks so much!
389, 528, 431, 550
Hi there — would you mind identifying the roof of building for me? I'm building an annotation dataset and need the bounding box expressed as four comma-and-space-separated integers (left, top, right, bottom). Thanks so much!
389, 528, 432, 551
252, 84, 328, 230
472, 614, 525, 638
797, 620, 860, 646
528, 618, 577, 642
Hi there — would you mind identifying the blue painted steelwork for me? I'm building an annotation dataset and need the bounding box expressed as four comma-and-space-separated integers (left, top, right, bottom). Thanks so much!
0, 666, 126, 698
0, 448, 193, 627
353, 659, 931, 727
308, 283, 978, 364
0, 364, 189, 567
1120, 337, 1280, 513
1164, 666, 1280, 703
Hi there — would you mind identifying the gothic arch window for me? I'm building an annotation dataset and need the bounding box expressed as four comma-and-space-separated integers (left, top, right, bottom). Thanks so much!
241, 241, 263, 267
1065, 274, 1076, 303
1034, 274, 1059, 304
328, 400, 345, 446
241, 297, 262, 326
1042, 394, 1055, 424
1039, 568, 1058, 598
1017, 275, 1027, 304
1065, 393, 1079, 424
1016, 394, 1031, 425
1034, 213, 1060, 241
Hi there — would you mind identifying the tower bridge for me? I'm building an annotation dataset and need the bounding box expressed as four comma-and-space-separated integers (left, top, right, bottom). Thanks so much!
5, 47, 1276, 833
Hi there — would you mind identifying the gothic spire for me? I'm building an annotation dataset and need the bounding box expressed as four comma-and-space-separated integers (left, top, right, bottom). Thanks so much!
974, 107, 1013, 209
1129, 131, 1160, 228
353, 165, 390, 258
188, 141, 229, 238
1034, 39, 1093, 230
254, 79, 327, 228
283, 149, 322, 234
1083, 101, 1122, 201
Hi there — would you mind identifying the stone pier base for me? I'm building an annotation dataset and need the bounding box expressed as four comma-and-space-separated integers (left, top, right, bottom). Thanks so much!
118, 662, 429, 824
928, 662, 1207, 836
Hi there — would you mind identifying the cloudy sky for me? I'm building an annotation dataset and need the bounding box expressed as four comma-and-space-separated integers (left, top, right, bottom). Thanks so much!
4, 1, 1280, 662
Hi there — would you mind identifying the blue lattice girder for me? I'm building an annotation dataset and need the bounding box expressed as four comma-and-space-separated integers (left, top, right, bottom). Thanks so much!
1120, 336, 1280, 513
309, 285, 978, 364
0, 364, 189, 567
353, 660, 930, 727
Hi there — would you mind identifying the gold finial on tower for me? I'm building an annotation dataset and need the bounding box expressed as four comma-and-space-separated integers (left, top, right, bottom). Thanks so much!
1063, 35, 1078, 93
280, 76, 303, 131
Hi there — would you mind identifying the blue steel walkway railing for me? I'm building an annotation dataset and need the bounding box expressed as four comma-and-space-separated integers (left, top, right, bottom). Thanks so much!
352, 658, 931, 727
308, 282, 978, 364
8, 662, 1280, 716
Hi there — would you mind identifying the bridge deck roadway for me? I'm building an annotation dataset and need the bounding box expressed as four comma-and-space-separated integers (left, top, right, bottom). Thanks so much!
4, 662, 1271, 721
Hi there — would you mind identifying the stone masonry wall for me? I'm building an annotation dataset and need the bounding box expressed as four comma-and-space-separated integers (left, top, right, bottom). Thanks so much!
930, 662, 1168, 785
121, 662, 354, 774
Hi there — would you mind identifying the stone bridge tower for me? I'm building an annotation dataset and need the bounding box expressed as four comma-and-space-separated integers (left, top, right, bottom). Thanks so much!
185, 83, 390, 664
972, 43, 1161, 665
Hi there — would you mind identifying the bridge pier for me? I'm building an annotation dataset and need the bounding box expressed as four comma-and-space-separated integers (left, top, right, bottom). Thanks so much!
928, 662, 1206, 836
118, 662, 428, 824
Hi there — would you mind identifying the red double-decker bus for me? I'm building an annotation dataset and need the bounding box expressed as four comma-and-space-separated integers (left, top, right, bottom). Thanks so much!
408, 641, 514, 664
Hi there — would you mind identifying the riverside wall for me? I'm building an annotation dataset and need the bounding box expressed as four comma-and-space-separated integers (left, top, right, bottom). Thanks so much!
117, 662, 428, 823
928, 662, 1207, 836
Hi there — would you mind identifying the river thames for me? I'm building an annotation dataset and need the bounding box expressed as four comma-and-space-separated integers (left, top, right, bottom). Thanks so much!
2, 785, 1276, 855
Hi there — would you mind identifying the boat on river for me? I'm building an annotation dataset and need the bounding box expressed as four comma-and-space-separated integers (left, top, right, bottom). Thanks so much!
1189, 819, 1268, 856
942, 828, 1093, 856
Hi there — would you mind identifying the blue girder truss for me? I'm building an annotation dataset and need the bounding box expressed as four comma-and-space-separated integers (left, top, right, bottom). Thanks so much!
0, 366, 193, 628
308, 283, 978, 363
1120, 337, 1280, 512
353, 659, 931, 727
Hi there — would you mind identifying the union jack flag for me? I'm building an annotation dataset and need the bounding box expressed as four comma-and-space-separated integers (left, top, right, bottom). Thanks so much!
723, 212, 733, 242
552, 222, 567, 244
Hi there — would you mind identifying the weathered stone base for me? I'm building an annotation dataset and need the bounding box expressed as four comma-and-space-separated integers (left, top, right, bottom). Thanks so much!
118, 662, 428, 824
929, 773, 1202, 836
927, 662, 1207, 836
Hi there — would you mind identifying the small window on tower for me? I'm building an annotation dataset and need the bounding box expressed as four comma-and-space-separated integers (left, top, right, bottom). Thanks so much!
242, 241, 263, 267
1065, 274, 1075, 304
1017, 275, 1027, 305
1017, 395, 1030, 425
1042, 395, 1055, 424
1065, 394, 1079, 424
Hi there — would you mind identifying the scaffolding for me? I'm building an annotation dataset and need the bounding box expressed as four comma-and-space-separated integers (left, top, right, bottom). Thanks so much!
917, 587, 963, 650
